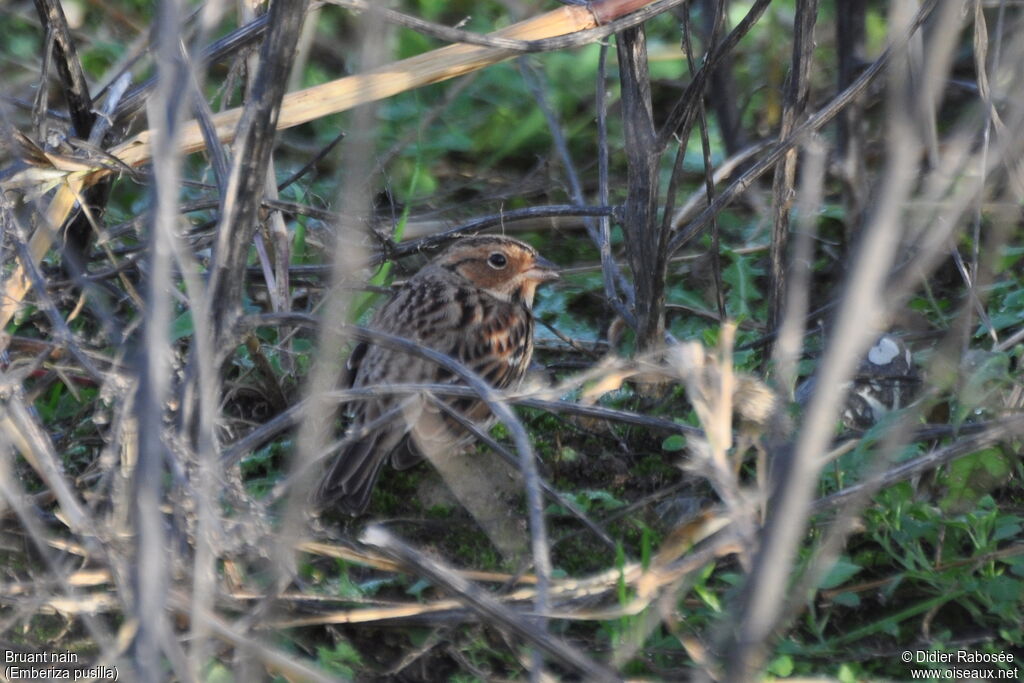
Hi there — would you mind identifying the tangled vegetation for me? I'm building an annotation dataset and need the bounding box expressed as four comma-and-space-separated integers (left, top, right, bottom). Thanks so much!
1, 1, 1022, 681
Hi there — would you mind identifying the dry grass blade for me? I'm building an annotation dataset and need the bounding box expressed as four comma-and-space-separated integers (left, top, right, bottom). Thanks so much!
3, 0, 1023, 679
361, 524, 620, 682
0, 0, 658, 340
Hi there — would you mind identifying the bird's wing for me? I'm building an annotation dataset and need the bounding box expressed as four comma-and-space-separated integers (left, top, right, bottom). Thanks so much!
314, 286, 418, 511
314, 399, 406, 513
395, 292, 535, 468
315, 272, 535, 512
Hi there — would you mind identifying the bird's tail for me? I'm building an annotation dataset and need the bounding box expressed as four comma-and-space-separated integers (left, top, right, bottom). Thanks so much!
314, 435, 389, 515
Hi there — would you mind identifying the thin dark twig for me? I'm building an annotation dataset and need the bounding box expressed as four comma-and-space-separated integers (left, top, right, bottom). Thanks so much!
32, 27, 56, 138
0, 405, 117, 655
657, 0, 774, 151
188, 54, 231, 192
616, 24, 666, 350
269, 397, 420, 502
771, 136, 825, 398
220, 380, 703, 467
102, 201, 614, 258
0, 95, 70, 121
183, 6, 232, 196
736, 300, 840, 353
376, 383, 701, 433
537, 318, 604, 360
203, 0, 310, 353
835, 0, 868, 249
596, 480, 689, 526
722, 4, 953, 676
32, 0, 124, 277
518, 57, 635, 311
815, 415, 1024, 512
10, 229, 104, 383
132, 0, 192, 675
324, 0, 690, 54
423, 393, 618, 551
33, 0, 94, 137
371, 73, 478, 181
767, 0, 820, 340
240, 312, 553, 628
322, 0, 557, 51
667, 0, 939, 255
113, 13, 272, 126
515, 62, 586, 211
380, 204, 617, 264
277, 130, 346, 193
595, 42, 637, 324
681, 7, 726, 320
361, 525, 619, 683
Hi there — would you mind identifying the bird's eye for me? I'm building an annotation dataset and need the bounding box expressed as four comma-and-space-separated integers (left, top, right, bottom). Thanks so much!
487, 252, 508, 269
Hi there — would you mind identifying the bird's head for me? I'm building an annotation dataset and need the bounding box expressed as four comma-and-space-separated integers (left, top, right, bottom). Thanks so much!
437, 235, 559, 308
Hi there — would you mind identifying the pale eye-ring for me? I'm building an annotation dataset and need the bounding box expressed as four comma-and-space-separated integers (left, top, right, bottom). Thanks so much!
487, 252, 508, 269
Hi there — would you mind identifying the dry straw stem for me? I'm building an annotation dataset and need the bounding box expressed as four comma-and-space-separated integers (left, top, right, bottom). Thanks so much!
0, 0, 664, 338
272, 515, 732, 630
718, 3, 1023, 677
362, 524, 620, 682
164, 592, 337, 683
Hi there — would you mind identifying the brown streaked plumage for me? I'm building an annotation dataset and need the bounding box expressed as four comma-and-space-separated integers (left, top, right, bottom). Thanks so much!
315, 235, 559, 514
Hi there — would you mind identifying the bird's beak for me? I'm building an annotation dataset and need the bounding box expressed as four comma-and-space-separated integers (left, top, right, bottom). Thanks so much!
527, 255, 560, 282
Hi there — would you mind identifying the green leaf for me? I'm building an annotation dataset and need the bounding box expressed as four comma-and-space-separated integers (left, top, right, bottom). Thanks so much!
940, 447, 1012, 513
574, 489, 626, 511
722, 250, 764, 317
1002, 555, 1024, 578
292, 217, 307, 263
836, 663, 860, 683
982, 575, 1023, 604
316, 641, 363, 678
818, 558, 863, 590
831, 591, 861, 607
662, 434, 687, 451
767, 654, 794, 677
204, 662, 234, 683
171, 310, 194, 342
993, 516, 1023, 542
694, 583, 722, 612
